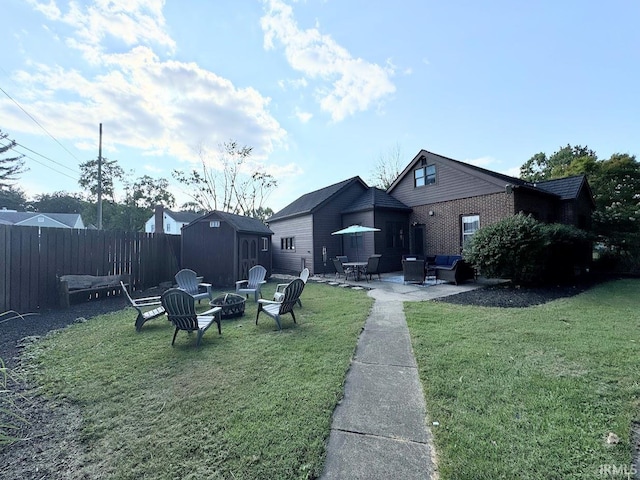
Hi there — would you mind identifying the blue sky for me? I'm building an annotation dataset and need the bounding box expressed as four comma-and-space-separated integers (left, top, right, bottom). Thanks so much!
1, 0, 639, 213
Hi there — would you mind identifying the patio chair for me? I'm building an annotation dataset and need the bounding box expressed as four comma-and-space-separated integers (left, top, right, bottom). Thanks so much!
256, 278, 305, 330
174, 268, 212, 304
161, 288, 222, 347
120, 281, 166, 332
332, 258, 355, 282
235, 265, 267, 302
364, 254, 382, 282
273, 268, 309, 306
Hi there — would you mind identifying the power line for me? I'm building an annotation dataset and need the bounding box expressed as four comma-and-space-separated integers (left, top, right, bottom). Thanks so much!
1, 140, 79, 182
0, 85, 81, 163
14, 142, 79, 174
20, 152, 79, 182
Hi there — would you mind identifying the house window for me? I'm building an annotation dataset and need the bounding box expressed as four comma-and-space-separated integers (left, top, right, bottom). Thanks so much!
281, 237, 295, 250
414, 164, 436, 187
461, 215, 480, 247
262, 237, 269, 251
165, 223, 171, 233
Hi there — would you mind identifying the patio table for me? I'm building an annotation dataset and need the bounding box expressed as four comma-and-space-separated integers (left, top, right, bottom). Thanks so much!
343, 262, 368, 281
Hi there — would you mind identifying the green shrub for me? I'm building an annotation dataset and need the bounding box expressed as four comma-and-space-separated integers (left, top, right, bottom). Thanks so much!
464, 214, 592, 284
464, 214, 546, 284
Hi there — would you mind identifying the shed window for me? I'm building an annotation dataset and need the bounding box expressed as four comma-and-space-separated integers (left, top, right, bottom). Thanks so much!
262, 237, 269, 251
209, 220, 220, 227
281, 237, 295, 250
414, 164, 436, 187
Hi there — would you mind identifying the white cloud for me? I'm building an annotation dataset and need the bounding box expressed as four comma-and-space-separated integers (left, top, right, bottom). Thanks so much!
6, 1, 287, 170
261, 0, 395, 122
294, 108, 313, 123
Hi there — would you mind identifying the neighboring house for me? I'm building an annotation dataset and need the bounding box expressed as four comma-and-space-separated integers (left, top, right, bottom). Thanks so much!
145, 206, 201, 235
0, 209, 85, 229
181, 210, 273, 287
268, 150, 595, 275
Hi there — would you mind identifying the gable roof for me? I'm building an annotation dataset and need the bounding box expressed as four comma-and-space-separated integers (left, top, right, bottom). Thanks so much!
534, 175, 594, 205
387, 149, 594, 201
0, 211, 84, 228
267, 176, 369, 222
388, 149, 534, 194
342, 187, 412, 214
165, 210, 201, 223
188, 210, 273, 235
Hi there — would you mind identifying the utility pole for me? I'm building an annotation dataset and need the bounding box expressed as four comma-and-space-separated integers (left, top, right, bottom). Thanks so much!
97, 123, 103, 230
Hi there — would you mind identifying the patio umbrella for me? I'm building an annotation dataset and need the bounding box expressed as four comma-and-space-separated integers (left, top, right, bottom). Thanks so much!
331, 225, 381, 262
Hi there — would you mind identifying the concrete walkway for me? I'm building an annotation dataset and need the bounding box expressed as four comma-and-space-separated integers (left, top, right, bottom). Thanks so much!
319, 275, 494, 479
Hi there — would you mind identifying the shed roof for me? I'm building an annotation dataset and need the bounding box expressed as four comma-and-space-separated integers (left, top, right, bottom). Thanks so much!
267, 176, 368, 222
189, 210, 273, 235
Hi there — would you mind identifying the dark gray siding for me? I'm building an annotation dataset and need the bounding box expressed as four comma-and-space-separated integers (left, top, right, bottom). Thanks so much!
341, 211, 376, 263
312, 183, 369, 273
372, 209, 410, 272
182, 216, 236, 287
390, 152, 505, 207
270, 215, 313, 274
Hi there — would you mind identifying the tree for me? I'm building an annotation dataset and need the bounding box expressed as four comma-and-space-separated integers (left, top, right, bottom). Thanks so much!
116, 174, 176, 231
30, 191, 87, 214
0, 187, 28, 211
0, 130, 26, 188
78, 157, 124, 201
519, 145, 640, 272
173, 140, 277, 218
519, 144, 597, 182
369, 142, 404, 190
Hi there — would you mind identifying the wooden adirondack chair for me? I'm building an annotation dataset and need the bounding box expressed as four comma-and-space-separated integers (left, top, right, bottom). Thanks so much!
161, 288, 222, 347
256, 278, 305, 330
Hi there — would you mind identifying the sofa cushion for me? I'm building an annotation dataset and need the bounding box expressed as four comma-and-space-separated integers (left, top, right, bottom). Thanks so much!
434, 255, 449, 266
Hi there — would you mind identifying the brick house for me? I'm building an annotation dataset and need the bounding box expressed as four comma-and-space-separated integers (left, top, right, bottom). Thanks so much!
268, 149, 595, 275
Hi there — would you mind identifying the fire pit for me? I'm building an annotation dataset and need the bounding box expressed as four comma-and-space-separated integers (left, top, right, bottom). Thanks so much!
210, 293, 246, 318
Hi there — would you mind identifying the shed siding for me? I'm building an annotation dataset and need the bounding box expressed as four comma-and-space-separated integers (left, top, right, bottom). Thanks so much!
182, 217, 236, 287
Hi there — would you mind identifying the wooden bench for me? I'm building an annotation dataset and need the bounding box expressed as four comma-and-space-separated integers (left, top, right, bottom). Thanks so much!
58, 274, 129, 308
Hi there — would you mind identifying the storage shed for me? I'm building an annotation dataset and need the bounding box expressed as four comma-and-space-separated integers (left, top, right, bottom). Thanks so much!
181, 211, 273, 288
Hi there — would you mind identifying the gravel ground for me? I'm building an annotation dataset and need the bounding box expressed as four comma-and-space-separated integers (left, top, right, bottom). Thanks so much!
0, 276, 617, 479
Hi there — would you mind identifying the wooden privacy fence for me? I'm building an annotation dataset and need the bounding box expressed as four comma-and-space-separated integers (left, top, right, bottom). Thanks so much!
0, 225, 182, 313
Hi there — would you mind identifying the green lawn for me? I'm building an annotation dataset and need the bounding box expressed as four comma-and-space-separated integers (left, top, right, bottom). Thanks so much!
405, 278, 640, 480
25, 281, 373, 480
